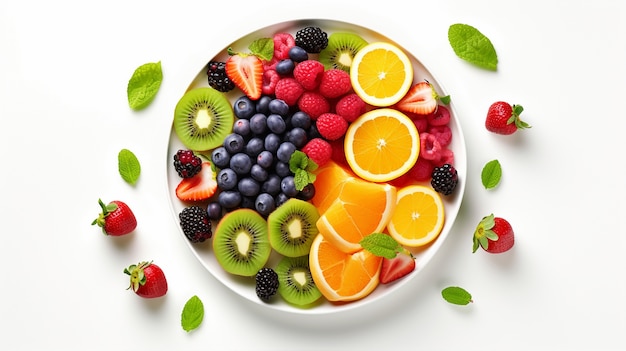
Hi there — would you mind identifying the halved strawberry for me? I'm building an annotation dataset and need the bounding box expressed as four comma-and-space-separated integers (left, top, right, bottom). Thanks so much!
395, 81, 438, 115
175, 162, 217, 202
379, 250, 416, 284
225, 54, 263, 100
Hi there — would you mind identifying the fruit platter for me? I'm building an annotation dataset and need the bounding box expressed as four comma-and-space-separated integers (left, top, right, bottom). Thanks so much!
166, 19, 466, 314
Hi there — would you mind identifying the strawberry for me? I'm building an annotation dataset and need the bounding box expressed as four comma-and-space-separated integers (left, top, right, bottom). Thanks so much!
92, 199, 137, 236
395, 81, 438, 115
472, 214, 515, 253
379, 249, 416, 284
176, 162, 217, 202
225, 53, 263, 100
124, 261, 168, 298
485, 101, 531, 135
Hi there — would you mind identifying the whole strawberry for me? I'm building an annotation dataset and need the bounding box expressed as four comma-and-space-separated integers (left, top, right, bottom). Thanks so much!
92, 198, 137, 236
124, 261, 168, 298
485, 101, 530, 135
472, 214, 514, 253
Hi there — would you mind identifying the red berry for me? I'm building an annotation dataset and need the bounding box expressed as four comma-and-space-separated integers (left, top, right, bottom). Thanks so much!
293, 59, 325, 90
428, 125, 452, 147
409, 157, 435, 182
262, 69, 280, 96
297, 91, 330, 119
379, 251, 416, 284
316, 113, 348, 141
473, 214, 515, 254
335, 93, 366, 122
124, 261, 168, 298
274, 77, 304, 106
92, 199, 137, 236
302, 138, 333, 167
485, 101, 530, 135
426, 105, 451, 126
419, 132, 443, 162
272, 32, 295, 60
318, 69, 352, 99
411, 117, 429, 134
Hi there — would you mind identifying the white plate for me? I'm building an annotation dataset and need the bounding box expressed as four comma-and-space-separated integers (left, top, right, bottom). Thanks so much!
166, 19, 467, 315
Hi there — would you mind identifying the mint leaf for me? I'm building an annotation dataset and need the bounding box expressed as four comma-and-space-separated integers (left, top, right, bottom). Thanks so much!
289, 151, 317, 191
127, 61, 163, 110
442, 286, 473, 305
481, 159, 502, 189
249, 38, 274, 61
118, 149, 141, 185
181, 295, 204, 332
360, 233, 405, 259
448, 24, 498, 71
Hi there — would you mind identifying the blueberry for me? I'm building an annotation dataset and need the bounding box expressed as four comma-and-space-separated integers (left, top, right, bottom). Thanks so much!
264, 133, 281, 154
268, 99, 290, 116
255, 96, 272, 114
297, 183, 316, 201
290, 111, 311, 129
249, 113, 268, 135
217, 168, 238, 190
229, 153, 252, 175
223, 133, 245, 154
238, 177, 261, 197
275, 192, 290, 207
280, 176, 298, 197
275, 161, 292, 178
206, 202, 223, 220
240, 196, 256, 210
232, 119, 251, 137
288, 46, 308, 62
307, 123, 322, 140
211, 146, 231, 169
261, 174, 282, 196
267, 114, 287, 134
285, 127, 308, 148
218, 190, 242, 210
276, 141, 296, 163
255, 193, 276, 217
250, 164, 268, 182
245, 137, 264, 158
256, 150, 274, 169
275, 59, 295, 76
233, 96, 256, 119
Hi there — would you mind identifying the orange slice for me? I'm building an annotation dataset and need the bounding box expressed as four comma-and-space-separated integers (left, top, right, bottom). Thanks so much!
309, 233, 382, 302
344, 108, 419, 182
350, 42, 414, 107
386, 185, 445, 247
316, 177, 396, 253
310, 161, 355, 213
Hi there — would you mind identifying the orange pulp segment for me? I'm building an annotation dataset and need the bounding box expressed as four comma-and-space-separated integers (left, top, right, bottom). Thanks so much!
310, 161, 355, 213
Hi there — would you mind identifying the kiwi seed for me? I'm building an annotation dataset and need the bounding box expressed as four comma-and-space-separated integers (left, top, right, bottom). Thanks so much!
267, 198, 320, 257
173, 87, 234, 151
318, 32, 369, 72
213, 208, 271, 277
276, 255, 322, 306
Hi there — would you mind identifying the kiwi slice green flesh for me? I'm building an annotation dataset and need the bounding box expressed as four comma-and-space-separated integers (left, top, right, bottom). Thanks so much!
318, 32, 369, 72
213, 209, 271, 277
276, 256, 322, 306
267, 198, 320, 257
174, 87, 234, 151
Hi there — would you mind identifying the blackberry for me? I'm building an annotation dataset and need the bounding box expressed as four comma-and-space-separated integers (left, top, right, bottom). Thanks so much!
207, 61, 235, 92
255, 267, 279, 301
431, 163, 458, 196
295, 26, 328, 53
173, 149, 203, 178
179, 206, 212, 243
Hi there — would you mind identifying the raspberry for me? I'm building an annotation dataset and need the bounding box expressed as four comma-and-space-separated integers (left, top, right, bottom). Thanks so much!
179, 206, 212, 243
273, 32, 295, 60
262, 69, 280, 96
293, 59, 325, 90
419, 132, 443, 162
316, 113, 348, 141
428, 125, 452, 147
335, 93, 366, 122
297, 91, 330, 119
318, 69, 352, 99
295, 26, 328, 53
274, 78, 304, 106
329, 137, 348, 167
427, 105, 451, 126
409, 157, 435, 181
433, 148, 455, 167
173, 149, 202, 178
431, 163, 458, 195
302, 138, 333, 167
412, 117, 429, 134
255, 267, 279, 301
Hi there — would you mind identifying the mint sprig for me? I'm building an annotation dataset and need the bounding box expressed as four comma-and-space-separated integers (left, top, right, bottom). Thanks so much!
127, 61, 163, 110
481, 159, 502, 189
181, 295, 204, 332
360, 233, 412, 259
227, 37, 274, 61
288, 151, 317, 191
441, 286, 473, 305
118, 149, 141, 185
448, 24, 498, 71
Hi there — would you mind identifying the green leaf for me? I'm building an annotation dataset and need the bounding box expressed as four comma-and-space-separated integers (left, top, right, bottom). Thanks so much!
448, 24, 498, 71
249, 38, 274, 61
481, 159, 502, 189
360, 233, 405, 259
118, 149, 141, 185
289, 151, 317, 191
181, 295, 204, 332
127, 61, 163, 110
441, 286, 473, 305
440, 95, 451, 105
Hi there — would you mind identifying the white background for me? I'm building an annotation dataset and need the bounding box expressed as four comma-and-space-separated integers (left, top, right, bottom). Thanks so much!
1, 0, 625, 350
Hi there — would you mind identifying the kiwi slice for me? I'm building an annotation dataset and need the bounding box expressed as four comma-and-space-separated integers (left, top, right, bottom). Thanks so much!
267, 198, 320, 257
174, 87, 234, 151
276, 256, 322, 306
318, 32, 369, 72
213, 208, 271, 277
